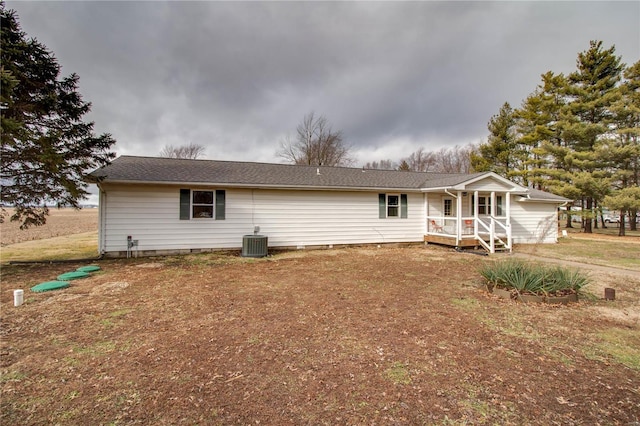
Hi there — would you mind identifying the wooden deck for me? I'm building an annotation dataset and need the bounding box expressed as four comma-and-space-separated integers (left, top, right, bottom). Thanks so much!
424, 234, 481, 248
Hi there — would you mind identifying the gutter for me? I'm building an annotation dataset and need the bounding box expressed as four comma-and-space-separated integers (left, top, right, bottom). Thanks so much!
88, 179, 425, 193
517, 194, 570, 204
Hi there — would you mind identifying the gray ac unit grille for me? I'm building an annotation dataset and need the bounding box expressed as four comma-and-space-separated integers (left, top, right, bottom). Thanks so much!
242, 235, 268, 258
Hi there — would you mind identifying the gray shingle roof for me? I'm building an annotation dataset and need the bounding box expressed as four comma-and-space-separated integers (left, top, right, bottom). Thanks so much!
521, 188, 570, 202
89, 156, 477, 190
88, 156, 568, 202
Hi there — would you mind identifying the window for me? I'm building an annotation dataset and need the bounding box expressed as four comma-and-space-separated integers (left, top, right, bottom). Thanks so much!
387, 195, 399, 217
472, 195, 502, 216
180, 189, 225, 220
443, 199, 453, 217
192, 191, 214, 218
476, 196, 491, 215
379, 193, 408, 219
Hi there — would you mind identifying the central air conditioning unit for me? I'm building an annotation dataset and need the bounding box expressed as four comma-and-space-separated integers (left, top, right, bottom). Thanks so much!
241, 226, 268, 258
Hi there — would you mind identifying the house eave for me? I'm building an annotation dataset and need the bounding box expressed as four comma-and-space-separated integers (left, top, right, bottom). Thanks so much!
92, 179, 424, 193
421, 185, 528, 194
517, 196, 569, 204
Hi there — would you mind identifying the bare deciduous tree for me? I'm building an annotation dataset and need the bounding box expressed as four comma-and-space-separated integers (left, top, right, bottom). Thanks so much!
400, 147, 436, 172
278, 112, 354, 167
431, 144, 476, 173
159, 143, 206, 159
389, 144, 477, 173
364, 159, 396, 170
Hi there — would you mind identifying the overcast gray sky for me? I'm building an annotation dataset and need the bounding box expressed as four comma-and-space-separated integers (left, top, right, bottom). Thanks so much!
7, 1, 640, 167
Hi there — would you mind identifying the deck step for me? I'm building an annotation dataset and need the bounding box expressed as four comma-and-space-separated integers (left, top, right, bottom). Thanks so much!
479, 239, 510, 253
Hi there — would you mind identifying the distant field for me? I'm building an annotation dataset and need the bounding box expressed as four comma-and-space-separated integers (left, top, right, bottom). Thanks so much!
0, 208, 98, 246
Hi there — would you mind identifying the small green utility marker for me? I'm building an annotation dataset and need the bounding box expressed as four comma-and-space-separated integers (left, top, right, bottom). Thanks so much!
76, 265, 101, 273
31, 281, 70, 292
57, 271, 90, 281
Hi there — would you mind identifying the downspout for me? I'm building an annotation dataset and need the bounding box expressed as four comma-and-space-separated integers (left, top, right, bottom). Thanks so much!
97, 183, 107, 255
444, 189, 458, 199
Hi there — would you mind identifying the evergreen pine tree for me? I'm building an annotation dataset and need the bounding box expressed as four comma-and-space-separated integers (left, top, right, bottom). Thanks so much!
397, 160, 411, 171
562, 41, 624, 232
472, 102, 524, 182
604, 186, 640, 236
607, 60, 640, 230
0, 6, 115, 228
516, 72, 568, 190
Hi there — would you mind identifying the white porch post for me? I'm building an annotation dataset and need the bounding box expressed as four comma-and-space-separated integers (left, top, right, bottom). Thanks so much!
490, 191, 496, 217
474, 190, 479, 234
490, 191, 496, 253
456, 190, 463, 245
506, 191, 512, 250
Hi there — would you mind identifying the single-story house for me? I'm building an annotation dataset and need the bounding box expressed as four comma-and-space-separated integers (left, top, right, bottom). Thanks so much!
87, 156, 569, 257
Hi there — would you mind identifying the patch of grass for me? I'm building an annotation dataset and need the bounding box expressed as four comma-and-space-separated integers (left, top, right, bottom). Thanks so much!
0, 231, 98, 263
589, 328, 640, 370
384, 362, 411, 385
162, 251, 258, 268
73, 340, 117, 356
247, 335, 263, 345
63, 356, 80, 367
66, 390, 80, 400
545, 348, 576, 367
451, 297, 480, 309
0, 370, 27, 383
99, 309, 132, 328
109, 308, 132, 317
519, 238, 640, 271
455, 383, 520, 424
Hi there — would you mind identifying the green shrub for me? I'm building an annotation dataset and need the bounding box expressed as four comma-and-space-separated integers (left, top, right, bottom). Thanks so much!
479, 259, 589, 295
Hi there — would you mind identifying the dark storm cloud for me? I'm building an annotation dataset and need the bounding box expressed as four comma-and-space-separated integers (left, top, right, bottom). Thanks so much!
7, 1, 640, 164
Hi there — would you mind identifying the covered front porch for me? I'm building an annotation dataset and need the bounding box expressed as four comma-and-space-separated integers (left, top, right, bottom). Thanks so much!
423, 188, 513, 253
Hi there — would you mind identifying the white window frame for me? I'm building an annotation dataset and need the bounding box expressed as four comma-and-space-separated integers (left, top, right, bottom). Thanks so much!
387, 194, 400, 218
192, 190, 214, 219
478, 196, 491, 215
443, 198, 454, 217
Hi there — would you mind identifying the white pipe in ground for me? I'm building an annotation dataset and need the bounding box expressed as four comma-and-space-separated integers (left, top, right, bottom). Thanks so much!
13, 289, 24, 307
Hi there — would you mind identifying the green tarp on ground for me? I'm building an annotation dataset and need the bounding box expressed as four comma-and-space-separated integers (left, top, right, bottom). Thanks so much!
31, 281, 70, 292
57, 271, 89, 281
76, 265, 101, 273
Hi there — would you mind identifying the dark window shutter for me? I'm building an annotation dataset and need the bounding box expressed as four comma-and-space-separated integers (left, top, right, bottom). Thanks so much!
400, 194, 408, 218
215, 190, 226, 220
378, 194, 386, 219
179, 189, 190, 220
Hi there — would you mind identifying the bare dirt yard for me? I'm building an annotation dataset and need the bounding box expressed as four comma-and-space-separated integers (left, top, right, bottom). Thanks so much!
1, 241, 639, 425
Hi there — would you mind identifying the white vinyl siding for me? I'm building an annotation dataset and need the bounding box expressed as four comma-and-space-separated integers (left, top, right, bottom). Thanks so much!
510, 199, 559, 244
98, 184, 425, 254
465, 178, 514, 192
